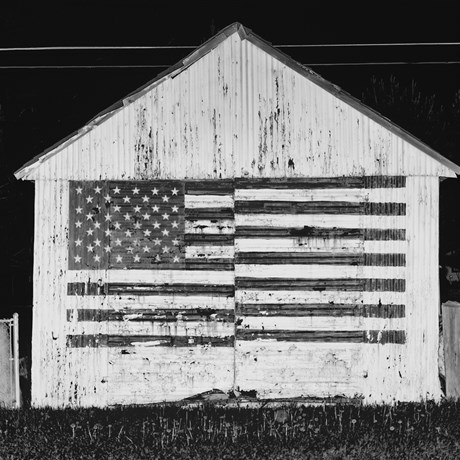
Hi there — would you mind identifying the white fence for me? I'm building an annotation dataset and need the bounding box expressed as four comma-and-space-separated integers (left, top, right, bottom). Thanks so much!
0, 313, 20, 408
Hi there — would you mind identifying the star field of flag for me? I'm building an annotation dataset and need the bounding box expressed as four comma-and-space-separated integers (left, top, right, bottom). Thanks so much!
68, 181, 185, 270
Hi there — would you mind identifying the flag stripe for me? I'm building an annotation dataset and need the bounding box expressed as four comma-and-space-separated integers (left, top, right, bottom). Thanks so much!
235, 278, 405, 291
67, 334, 235, 348
185, 208, 235, 219
184, 234, 234, 245
185, 180, 234, 194
236, 329, 406, 343
235, 201, 405, 216
184, 195, 234, 208
235, 252, 405, 266
236, 303, 405, 318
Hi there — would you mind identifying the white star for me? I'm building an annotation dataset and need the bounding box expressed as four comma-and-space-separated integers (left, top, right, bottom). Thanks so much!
142, 195, 149, 203
162, 229, 169, 236
162, 213, 169, 220
124, 213, 131, 221
104, 245, 111, 253
123, 196, 131, 203
171, 221, 178, 228
94, 186, 102, 194
151, 188, 158, 195
172, 238, 180, 246
133, 254, 141, 262
104, 194, 111, 202
87, 244, 94, 252
76, 186, 83, 194
152, 221, 160, 229
96, 204, 102, 212
94, 255, 101, 262
113, 186, 121, 194
143, 246, 150, 253
125, 229, 132, 237
86, 196, 93, 203
76, 206, 83, 214
143, 229, 151, 237
162, 195, 169, 202
114, 239, 122, 246
155, 254, 161, 262
75, 221, 82, 228
173, 256, 180, 263
162, 246, 170, 253
133, 221, 141, 229
104, 229, 111, 237
171, 188, 179, 195
127, 246, 133, 254
94, 221, 101, 229
86, 228, 94, 236
116, 255, 123, 263
133, 205, 142, 213
151, 205, 159, 213
132, 187, 140, 195
113, 205, 121, 213
142, 213, 150, 220
171, 206, 179, 213
133, 239, 139, 246
113, 221, 121, 230
74, 255, 82, 263
105, 214, 112, 222
153, 238, 161, 246
86, 213, 93, 221
75, 238, 82, 246
94, 238, 101, 247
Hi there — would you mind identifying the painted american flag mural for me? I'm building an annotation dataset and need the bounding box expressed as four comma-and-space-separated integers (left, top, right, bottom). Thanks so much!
67, 177, 406, 350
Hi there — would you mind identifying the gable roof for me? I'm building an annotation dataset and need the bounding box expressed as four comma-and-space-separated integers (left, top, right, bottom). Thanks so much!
14, 22, 460, 179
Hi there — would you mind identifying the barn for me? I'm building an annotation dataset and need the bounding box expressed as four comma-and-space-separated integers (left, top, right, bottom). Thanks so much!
15, 23, 460, 407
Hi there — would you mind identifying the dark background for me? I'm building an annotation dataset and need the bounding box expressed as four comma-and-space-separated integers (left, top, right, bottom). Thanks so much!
2, 2, 460, 367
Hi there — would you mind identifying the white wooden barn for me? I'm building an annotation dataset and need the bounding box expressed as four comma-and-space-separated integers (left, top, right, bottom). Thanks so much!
15, 23, 460, 407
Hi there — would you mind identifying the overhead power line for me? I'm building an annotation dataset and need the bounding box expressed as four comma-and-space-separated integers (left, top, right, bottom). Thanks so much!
2, 42, 460, 52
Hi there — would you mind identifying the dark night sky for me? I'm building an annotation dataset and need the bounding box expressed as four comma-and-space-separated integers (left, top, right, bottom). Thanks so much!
2, 1, 460, 314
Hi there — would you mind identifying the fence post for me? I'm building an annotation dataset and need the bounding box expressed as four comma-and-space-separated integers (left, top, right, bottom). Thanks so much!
442, 301, 460, 399
13, 313, 20, 408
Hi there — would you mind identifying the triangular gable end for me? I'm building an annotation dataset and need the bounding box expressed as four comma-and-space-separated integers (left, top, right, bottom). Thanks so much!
14, 22, 460, 180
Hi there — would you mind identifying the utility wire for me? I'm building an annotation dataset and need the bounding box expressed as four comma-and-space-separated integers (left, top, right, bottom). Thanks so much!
3, 42, 460, 52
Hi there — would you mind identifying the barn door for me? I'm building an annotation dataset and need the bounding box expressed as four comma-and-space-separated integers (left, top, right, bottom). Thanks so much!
0, 314, 20, 408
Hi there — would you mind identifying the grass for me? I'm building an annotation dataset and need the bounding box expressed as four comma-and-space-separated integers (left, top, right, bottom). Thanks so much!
1, 400, 460, 459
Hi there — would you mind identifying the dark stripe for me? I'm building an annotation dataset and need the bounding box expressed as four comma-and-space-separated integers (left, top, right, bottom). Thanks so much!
185, 259, 234, 270
235, 226, 363, 238
236, 303, 405, 318
235, 176, 405, 189
235, 278, 405, 292
184, 234, 234, 245
364, 176, 406, 188
67, 334, 234, 348
67, 308, 234, 322
236, 329, 406, 344
364, 229, 406, 241
235, 177, 365, 189
235, 201, 405, 216
235, 252, 405, 266
185, 180, 234, 195
185, 208, 234, 219
364, 202, 406, 216
67, 283, 235, 296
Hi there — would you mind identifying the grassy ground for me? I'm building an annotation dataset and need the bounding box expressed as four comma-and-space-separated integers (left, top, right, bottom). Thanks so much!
1, 400, 460, 459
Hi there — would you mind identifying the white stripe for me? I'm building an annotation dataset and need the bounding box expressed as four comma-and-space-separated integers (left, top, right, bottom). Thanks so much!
236, 238, 407, 254
66, 295, 234, 310
185, 219, 235, 234
235, 214, 405, 229
236, 237, 363, 252
238, 316, 406, 332
235, 188, 406, 203
235, 264, 405, 279
237, 290, 406, 305
67, 269, 234, 284
185, 245, 235, 259
185, 194, 234, 208
67, 321, 233, 337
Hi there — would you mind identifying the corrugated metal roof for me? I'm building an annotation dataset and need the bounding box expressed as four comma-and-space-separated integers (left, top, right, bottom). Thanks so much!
14, 22, 460, 179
